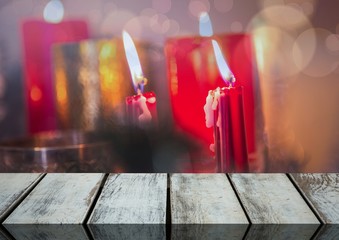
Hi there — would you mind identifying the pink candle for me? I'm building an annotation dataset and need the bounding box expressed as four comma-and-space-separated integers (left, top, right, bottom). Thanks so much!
123, 31, 157, 127
22, 19, 88, 134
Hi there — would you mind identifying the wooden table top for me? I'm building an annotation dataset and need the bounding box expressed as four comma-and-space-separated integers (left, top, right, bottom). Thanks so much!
0, 173, 338, 239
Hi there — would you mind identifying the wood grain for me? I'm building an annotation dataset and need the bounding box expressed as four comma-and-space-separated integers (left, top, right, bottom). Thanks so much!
0, 173, 43, 222
3, 173, 104, 224
290, 173, 339, 223
88, 174, 167, 224
229, 174, 320, 224
170, 174, 248, 224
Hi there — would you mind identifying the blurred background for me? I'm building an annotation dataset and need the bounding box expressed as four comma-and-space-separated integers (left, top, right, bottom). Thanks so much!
0, 0, 338, 172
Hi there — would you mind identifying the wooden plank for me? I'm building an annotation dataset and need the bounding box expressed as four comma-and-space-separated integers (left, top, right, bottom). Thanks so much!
3, 173, 104, 224
229, 174, 319, 224
0, 173, 43, 222
230, 174, 319, 240
290, 173, 339, 240
170, 174, 248, 224
88, 174, 167, 240
290, 173, 339, 223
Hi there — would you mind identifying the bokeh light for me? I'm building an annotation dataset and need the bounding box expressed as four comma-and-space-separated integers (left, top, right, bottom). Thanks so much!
213, 0, 233, 13
260, 5, 310, 30
189, 0, 210, 18
230, 21, 243, 33
101, 9, 135, 36
43, 0, 64, 23
30, 86, 42, 102
152, 0, 172, 14
298, 28, 338, 77
325, 34, 339, 52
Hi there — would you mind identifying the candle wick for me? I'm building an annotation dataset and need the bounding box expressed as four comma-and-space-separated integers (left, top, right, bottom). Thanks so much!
228, 75, 236, 88
135, 75, 148, 94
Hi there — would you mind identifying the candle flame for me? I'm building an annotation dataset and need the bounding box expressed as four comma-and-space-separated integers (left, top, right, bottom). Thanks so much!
43, 0, 64, 23
122, 31, 146, 94
212, 40, 235, 85
199, 12, 213, 37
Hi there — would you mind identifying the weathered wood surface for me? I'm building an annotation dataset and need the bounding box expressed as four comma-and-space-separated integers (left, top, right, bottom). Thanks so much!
290, 173, 339, 223
0, 173, 43, 222
3, 173, 104, 224
314, 225, 339, 240
88, 174, 167, 240
229, 174, 319, 224
170, 174, 248, 225
89, 174, 167, 224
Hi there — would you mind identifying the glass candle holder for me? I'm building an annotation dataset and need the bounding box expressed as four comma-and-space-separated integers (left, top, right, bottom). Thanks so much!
0, 130, 115, 172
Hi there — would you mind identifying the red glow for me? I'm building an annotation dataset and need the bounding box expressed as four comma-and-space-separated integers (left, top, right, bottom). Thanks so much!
165, 34, 256, 158
22, 20, 89, 134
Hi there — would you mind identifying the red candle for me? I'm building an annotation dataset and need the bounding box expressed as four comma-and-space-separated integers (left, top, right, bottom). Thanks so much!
204, 40, 248, 172
165, 33, 256, 163
22, 19, 88, 134
123, 31, 157, 127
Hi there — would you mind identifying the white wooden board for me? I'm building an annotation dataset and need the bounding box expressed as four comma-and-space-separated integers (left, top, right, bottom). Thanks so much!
88, 174, 167, 240
170, 174, 248, 224
3, 173, 104, 224
0, 173, 43, 222
229, 174, 319, 224
290, 173, 339, 223
89, 174, 167, 224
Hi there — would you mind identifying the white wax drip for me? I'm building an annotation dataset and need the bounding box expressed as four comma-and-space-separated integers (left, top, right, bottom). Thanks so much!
203, 90, 214, 128
204, 88, 221, 153
137, 95, 154, 123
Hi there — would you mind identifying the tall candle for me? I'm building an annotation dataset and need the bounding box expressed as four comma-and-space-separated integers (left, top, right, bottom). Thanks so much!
123, 31, 157, 127
204, 40, 248, 172
165, 18, 256, 165
22, 19, 88, 134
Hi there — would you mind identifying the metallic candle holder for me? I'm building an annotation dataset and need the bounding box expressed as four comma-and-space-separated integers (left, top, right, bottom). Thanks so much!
52, 38, 150, 131
0, 130, 115, 172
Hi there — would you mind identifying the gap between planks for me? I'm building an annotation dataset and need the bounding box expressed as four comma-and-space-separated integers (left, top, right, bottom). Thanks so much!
287, 173, 324, 225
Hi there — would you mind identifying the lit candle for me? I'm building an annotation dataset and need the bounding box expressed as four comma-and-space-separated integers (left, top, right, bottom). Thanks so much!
123, 31, 157, 127
204, 40, 249, 173
165, 12, 257, 168
22, 0, 88, 134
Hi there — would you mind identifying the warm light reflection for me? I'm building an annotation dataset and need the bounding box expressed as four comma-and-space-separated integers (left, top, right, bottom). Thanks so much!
98, 40, 126, 114
55, 71, 67, 103
43, 0, 64, 23
30, 86, 42, 102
